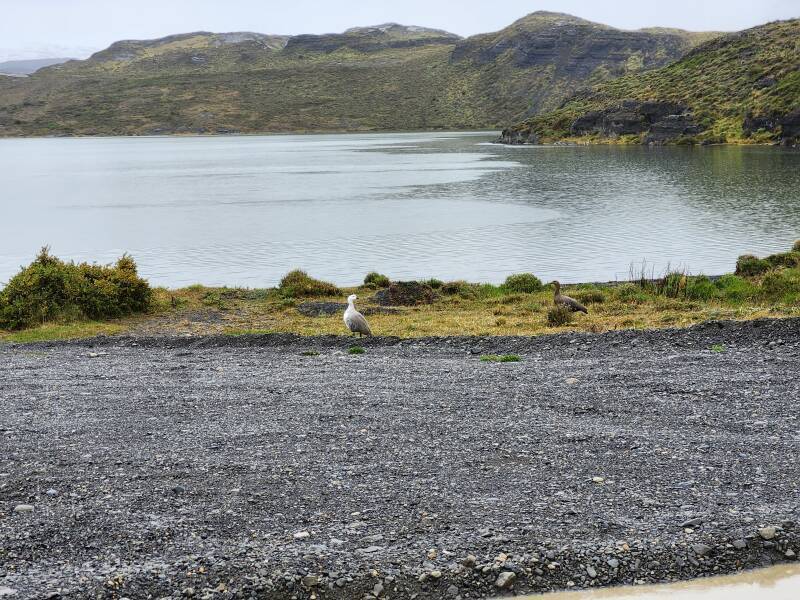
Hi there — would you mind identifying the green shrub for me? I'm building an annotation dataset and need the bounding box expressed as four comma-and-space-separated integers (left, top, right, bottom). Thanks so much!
614, 283, 649, 304
423, 278, 444, 289
363, 272, 390, 288
546, 306, 574, 327
0, 247, 151, 330
503, 273, 543, 294
793, 240, 800, 253
574, 288, 606, 304
761, 269, 800, 300
686, 276, 717, 301
765, 251, 800, 269
348, 346, 365, 355
441, 280, 475, 297
715, 274, 757, 303
735, 254, 771, 277
278, 270, 340, 298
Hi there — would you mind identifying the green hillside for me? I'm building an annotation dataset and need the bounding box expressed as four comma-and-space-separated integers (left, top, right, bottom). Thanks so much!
0, 13, 716, 136
503, 19, 800, 145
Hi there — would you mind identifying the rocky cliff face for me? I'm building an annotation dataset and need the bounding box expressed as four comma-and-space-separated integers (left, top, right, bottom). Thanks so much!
503, 19, 800, 146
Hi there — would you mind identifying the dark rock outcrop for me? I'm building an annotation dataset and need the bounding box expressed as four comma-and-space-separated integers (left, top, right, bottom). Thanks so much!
569, 100, 699, 143
779, 109, 800, 145
743, 112, 780, 135
498, 128, 538, 144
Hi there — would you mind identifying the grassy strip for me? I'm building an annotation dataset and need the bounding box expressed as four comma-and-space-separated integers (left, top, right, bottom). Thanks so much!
2, 248, 799, 344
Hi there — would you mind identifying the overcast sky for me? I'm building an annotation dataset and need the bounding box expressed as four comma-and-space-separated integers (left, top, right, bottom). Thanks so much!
1, 0, 798, 62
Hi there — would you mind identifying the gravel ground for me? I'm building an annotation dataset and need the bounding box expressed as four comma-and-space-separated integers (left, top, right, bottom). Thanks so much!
1, 318, 799, 600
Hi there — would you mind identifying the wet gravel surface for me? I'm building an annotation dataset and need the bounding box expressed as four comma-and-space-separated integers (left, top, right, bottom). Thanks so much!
1, 318, 799, 599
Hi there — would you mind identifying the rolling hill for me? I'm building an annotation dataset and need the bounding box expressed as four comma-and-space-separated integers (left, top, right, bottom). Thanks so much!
0, 12, 717, 136
501, 18, 800, 145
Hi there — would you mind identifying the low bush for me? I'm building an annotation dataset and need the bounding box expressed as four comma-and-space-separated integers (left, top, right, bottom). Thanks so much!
503, 273, 543, 294
613, 283, 649, 304
686, 276, 717, 301
735, 254, 770, 277
441, 280, 475, 297
761, 269, 800, 301
423, 278, 444, 289
715, 274, 757, 303
765, 251, 800, 269
363, 272, 390, 288
278, 270, 340, 298
0, 247, 151, 330
794, 240, 800, 253
546, 306, 574, 327
573, 288, 606, 304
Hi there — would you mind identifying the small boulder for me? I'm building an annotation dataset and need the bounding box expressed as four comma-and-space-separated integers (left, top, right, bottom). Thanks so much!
495, 571, 516, 589
13, 504, 34, 513
758, 526, 777, 540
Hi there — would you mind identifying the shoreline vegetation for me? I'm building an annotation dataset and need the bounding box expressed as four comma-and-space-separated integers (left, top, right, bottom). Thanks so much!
2, 243, 800, 344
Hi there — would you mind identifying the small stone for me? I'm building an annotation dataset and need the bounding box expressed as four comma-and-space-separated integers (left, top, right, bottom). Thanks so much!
446, 584, 460, 596
592, 476, 605, 484
586, 565, 597, 578
565, 377, 579, 385
495, 571, 516, 589
45, 488, 59, 496
172, 485, 186, 495
785, 549, 796, 559
0, 588, 19, 598
462, 554, 477, 568
427, 548, 438, 560
692, 544, 712, 557
372, 582, 384, 597
293, 530, 311, 540
302, 575, 319, 587
732, 539, 747, 550
182, 588, 195, 598
13, 504, 34, 513
759, 526, 777, 540
607, 558, 620, 569
680, 517, 704, 528
430, 570, 442, 579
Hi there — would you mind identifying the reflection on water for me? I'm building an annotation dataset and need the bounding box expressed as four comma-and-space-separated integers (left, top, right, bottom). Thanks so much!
1, 133, 798, 287
517, 564, 800, 599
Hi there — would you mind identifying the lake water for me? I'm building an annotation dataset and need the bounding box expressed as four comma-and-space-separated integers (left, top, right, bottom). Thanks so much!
518, 564, 800, 599
1, 132, 799, 288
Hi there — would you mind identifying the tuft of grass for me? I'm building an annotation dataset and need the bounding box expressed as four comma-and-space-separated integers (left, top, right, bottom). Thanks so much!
0, 247, 151, 330
348, 346, 365, 355
503, 273, 543, 294
422, 278, 444, 290
278, 270, 340, 298
363, 272, 390, 288
546, 306, 574, 327
480, 354, 521, 363
686, 276, 717, 301
710, 344, 726, 353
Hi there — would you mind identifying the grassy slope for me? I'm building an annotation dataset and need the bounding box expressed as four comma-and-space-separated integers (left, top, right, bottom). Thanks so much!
515, 19, 800, 142
0, 14, 716, 136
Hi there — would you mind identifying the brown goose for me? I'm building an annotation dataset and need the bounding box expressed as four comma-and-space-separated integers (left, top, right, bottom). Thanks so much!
552, 281, 588, 314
